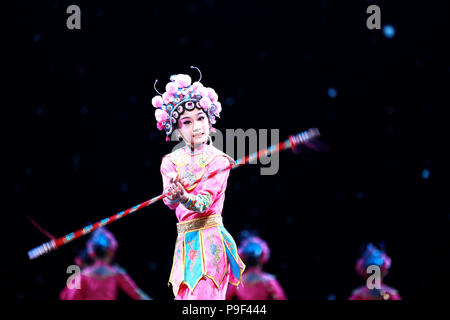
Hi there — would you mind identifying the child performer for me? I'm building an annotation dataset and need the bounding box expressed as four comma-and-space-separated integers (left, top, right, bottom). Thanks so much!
153, 69, 245, 300
349, 243, 401, 300
226, 232, 286, 300
67, 228, 151, 300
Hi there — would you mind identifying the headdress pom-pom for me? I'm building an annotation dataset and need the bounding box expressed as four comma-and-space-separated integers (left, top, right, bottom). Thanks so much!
151, 96, 163, 108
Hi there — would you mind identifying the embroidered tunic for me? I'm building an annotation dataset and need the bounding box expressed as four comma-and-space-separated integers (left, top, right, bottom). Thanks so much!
160, 142, 246, 298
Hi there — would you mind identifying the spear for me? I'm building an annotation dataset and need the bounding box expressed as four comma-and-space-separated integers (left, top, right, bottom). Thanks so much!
27, 128, 320, 260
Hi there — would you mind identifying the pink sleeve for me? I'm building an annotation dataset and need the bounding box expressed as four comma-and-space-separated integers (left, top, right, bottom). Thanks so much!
182, 156, 231, 213
160, 156, 180, 210
117, 271, 150, 300
267, 279, 287, 300
202, 156, 231, 196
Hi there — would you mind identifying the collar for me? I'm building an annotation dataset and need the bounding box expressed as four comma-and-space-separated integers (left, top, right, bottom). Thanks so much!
183, 141, 210, 155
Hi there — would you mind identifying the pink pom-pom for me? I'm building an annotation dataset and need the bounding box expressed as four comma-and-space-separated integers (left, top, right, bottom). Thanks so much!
165, 135, 170, 142
155, 109, 169, 123
174, 74, 192, 88
199, 96, 212, 109
192, 81, 203, 91
197, 87, 208, 98
152, 96, 163, 108
165, 82, 178, 94
207, 88, 218, 102
213, 101, 222, 115
162, 92, 174, 104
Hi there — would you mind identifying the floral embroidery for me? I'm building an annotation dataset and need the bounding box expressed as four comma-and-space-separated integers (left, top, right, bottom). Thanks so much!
183, 193, 213, 213
186, 239, 199, 274
196, 149, 215, 166
206, 234, 222, 274
183, 163, 199, 186
223, 236, 235, 252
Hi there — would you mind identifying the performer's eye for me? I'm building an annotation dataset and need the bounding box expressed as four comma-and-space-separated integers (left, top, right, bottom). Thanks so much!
198, 116, 205, 121
183, 120, 191, 125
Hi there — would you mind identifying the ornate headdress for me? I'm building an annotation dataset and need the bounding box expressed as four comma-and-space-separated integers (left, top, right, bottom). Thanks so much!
238, 235, 271, 265
152, 66, 222, 141
355, 243, 392, 278
86, 227, 118, 259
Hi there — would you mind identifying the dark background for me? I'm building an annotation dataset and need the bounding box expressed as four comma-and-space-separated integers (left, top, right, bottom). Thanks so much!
2, 0, 448, 300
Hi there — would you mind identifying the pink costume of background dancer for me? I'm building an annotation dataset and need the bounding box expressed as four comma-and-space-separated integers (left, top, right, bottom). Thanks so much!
349, 243, 401, 300
66, 228, 151, 300
226, 233, 286, 300
59, 247, 93, 300
153, 69, 245, 300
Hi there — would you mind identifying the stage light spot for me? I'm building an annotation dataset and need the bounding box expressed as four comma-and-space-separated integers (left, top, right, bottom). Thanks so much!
224, 97, 235, 107
258, 50, 268, 62
80, 105, 88, 115
328, 87, 337, 99
73, 153, 80, 171
383, 25, 396, 38
120, 182, 128, 192
77, 67, 87, 78
285, 216, 294, 225
149, 261, 158, 271
179, 36, 189, 46
33, 34, 41, 42
421, 168, 430, 180
327, 294, 336, 300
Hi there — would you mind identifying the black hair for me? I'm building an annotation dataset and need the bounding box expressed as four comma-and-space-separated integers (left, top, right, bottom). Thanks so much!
78, 248, 94, 266
93, 243, 109, 260
242, 241, 263, 267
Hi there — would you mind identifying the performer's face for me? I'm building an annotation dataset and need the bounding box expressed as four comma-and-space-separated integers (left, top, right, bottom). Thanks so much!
178, 108, 210, 147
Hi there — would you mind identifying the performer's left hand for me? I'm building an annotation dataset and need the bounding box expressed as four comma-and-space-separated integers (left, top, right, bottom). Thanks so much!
167, 173, 189, 203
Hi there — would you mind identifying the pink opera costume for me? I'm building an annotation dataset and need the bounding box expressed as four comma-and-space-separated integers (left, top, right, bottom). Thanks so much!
349, 243, 401, 300
153, 69, 245, 300
59, 247, 93, 300
226, 234, 286, 300
66, 228, 151, 300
